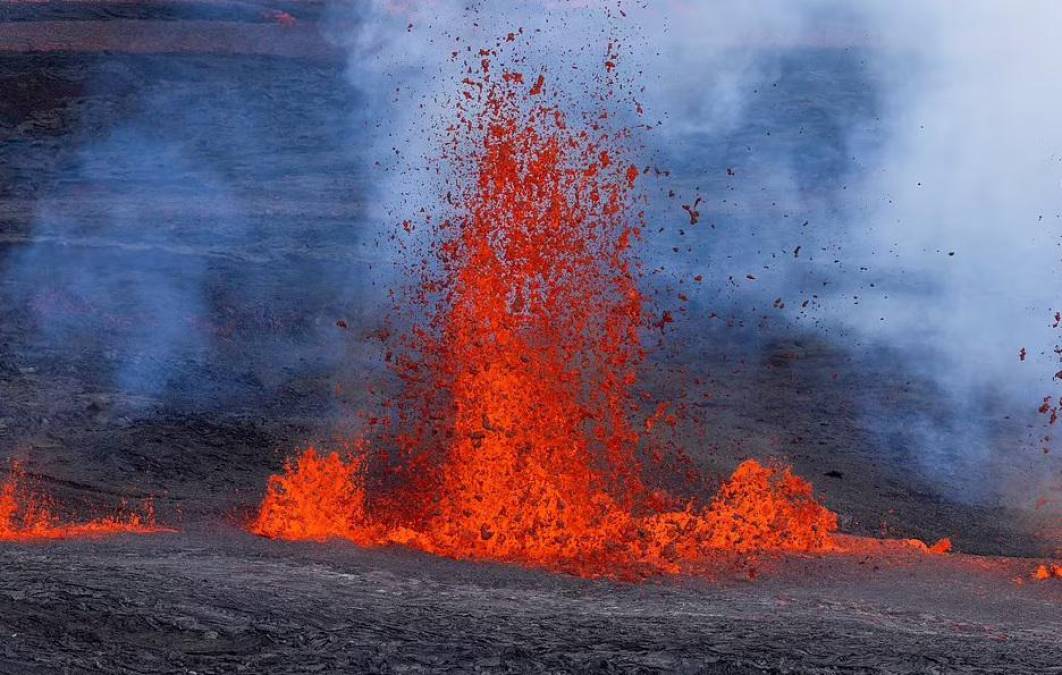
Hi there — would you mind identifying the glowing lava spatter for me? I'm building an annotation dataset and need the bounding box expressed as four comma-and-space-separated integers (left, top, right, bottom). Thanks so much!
251, 36, 839, 577
1032, 563, 1062, 581
0, 462, 165, 541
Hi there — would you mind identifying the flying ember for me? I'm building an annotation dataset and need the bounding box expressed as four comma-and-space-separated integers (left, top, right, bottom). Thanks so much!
251, 34, 839, 578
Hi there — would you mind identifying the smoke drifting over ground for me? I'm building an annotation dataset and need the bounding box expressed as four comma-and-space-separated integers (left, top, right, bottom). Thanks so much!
1, 1, 1057, 514
8, 132, 223, 401
822, 2, 1062, 500
843, 3, 1062, 493
1, 50, 369, 415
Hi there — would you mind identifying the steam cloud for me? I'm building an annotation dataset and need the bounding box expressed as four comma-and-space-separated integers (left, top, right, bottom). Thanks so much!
330, 0, 1062, 506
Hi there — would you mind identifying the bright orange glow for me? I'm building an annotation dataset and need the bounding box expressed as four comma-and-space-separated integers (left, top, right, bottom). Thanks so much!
251, 38, 844, 578
251, 447, 373, 544
1032, 563, 1062, 581
0, 462, 166, 541
928, 537, 953, 554
699, 460, 838, 554
828, 533, 959, 557
252, 449, 840, 577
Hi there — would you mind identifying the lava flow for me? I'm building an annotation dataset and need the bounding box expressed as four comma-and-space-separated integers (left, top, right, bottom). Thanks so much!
251, 37, 840, 578
1032, 563, 1062, 581
0, 462, 165, 541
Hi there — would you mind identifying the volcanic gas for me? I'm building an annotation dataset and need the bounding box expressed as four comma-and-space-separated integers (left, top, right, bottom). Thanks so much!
0, 461, 165, 541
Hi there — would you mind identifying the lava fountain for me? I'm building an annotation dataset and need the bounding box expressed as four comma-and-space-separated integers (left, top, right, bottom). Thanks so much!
0, 462, 166, 541
252, 35, 839, 578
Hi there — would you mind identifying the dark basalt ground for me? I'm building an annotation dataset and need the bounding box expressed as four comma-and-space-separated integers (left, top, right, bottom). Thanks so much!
0, 3, 1059, 673
1, 530, 1060, 674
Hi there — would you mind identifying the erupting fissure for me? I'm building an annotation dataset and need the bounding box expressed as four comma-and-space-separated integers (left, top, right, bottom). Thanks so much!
0, 462, 164, 541
251, 36, 840, 577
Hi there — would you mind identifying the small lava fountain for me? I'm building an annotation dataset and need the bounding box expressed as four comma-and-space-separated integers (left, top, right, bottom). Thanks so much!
0, 462, 165, 541
251, 35, 842, 578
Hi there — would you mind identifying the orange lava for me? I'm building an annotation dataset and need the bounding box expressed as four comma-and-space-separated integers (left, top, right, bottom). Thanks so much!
928, 537, 953, 554
251, 447, 372, 544
251, 36, 840, 577
253, 449, 839, 576
831, 533, 955, 557
1032, 563, 1062, 581
0, 463, 166, 541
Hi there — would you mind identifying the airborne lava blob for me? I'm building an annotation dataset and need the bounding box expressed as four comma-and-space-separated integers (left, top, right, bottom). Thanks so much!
0, 462, 165, 541
251, 36, 839, 577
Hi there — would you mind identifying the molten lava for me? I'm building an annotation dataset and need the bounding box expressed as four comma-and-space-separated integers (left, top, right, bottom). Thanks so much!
1032, 563, 1062, 581
252, 449, 837, 576
251, 37, 841, 577
0, 462, 165, 541
252, 447, 372, 544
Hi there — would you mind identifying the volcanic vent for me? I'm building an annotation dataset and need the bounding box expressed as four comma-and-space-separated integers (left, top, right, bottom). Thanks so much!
251, 35, 839, 577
